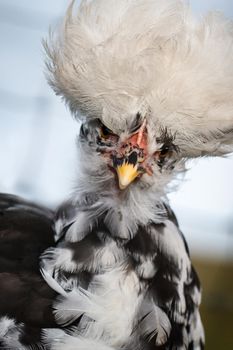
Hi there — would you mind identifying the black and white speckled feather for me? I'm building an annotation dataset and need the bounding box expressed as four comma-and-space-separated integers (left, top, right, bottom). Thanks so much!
40, 194, 204, 350
0, 191, 204, 349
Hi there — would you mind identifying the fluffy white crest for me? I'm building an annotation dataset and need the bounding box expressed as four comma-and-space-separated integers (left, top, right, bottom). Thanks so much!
45, 0, 233, 156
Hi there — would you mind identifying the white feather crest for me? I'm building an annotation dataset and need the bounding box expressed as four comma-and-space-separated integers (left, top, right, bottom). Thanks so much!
45, 0, 233, 156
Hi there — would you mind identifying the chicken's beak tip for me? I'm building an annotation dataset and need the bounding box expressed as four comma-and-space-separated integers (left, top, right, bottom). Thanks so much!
116, 163, 139, 190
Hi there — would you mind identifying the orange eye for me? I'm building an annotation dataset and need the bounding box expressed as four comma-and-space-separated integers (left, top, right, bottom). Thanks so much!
154, 146, 172, 162
159, 146, 171, 158
100, 125, 113, 139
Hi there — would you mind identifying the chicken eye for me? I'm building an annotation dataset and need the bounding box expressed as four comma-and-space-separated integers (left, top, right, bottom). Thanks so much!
100, 124, 113, 139
159, 146, 170, 157
97, 121, 119, 147
154, 144, 173, 165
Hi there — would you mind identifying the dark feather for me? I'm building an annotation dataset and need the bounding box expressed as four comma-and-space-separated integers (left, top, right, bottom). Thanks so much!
0, 194, 58, 348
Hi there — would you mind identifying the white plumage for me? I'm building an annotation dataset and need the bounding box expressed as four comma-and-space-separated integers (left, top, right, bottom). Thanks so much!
46, 0, 233, 156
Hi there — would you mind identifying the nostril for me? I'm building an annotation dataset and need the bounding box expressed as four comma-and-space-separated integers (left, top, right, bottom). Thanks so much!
128, 151, 138, 166
112, 155, 124, 168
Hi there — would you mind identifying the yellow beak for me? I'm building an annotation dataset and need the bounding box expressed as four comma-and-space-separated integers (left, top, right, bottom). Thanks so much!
116, 162, 140, 190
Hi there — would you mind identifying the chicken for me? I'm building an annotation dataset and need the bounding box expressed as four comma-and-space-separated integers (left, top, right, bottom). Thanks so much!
1, 0, 233, 349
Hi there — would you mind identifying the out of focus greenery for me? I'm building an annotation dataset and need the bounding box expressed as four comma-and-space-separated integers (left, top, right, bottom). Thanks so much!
193, 258, 233, 350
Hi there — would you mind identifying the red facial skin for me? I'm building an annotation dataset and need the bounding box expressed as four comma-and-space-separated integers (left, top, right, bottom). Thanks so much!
124, 131, 148, 152
100, 120, 157, 177
113, 131, 154, 177
118, 119, 148, 156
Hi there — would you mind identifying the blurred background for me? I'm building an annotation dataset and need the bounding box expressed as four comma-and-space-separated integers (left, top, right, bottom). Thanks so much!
0, 0, 232, 348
